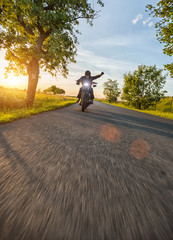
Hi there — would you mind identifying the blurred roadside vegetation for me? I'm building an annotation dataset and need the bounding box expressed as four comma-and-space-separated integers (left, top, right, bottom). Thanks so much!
96, 97, 173, 120
0, 86, 76, 124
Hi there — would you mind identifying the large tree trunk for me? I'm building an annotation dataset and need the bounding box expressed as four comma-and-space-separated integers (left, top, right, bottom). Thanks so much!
26, 58, 39, 107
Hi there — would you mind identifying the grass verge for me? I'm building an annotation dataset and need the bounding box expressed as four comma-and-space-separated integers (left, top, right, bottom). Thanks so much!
97, 100, 173, 120
0, 87, 76, 124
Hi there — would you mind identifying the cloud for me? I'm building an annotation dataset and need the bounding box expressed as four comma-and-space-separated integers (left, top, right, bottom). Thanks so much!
82, 35, 132, 47
142, 18, 151, 25
148, 22, 154, 27
143, 18, 153, 27
75, 46, 137, 79
132, 14, 143, 24
80, 33, 151, 51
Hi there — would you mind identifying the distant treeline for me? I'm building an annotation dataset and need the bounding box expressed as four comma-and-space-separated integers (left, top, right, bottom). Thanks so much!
43, 85, 65, 95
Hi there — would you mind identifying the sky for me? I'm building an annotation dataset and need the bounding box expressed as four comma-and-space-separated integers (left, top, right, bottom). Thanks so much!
0, 0, 173, 97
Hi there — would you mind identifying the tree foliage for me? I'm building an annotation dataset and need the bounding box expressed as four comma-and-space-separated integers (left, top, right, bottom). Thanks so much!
103, 79, 120, 103
146, 0, 173, 77
0, 0, 104, 76
122, 65, 167, 109
0, 0, 104, 106
43, 85, 65, 95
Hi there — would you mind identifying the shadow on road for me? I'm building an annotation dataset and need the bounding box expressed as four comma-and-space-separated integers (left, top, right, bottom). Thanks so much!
0, 131, 53, 204
72, 106, 173, 139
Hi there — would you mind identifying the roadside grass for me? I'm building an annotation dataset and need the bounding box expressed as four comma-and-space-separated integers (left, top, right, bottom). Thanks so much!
0, 87, 76, 124
96, 98, 173, 120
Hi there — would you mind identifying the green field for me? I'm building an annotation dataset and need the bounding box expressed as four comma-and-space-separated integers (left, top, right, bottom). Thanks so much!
97, 98, 173, 120
0, 86, 76, 124
1, 86, 173, 123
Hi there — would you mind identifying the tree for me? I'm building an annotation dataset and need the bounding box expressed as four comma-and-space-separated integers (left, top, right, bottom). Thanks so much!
0, 0, 104, 107
122, 65, 167, 109
43, 85, 65, 95
55, 88, 65, 95
103, 79, 120, 103
146, 1, 173, 77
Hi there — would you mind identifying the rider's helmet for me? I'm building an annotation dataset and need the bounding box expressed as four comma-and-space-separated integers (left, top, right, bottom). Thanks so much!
85, 70, 91, 77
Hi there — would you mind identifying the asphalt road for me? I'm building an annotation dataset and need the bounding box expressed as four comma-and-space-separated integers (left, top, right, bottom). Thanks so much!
0, 102, 173, 240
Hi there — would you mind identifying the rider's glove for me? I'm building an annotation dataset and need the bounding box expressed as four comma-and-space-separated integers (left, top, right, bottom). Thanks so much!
101, 72, 104, 76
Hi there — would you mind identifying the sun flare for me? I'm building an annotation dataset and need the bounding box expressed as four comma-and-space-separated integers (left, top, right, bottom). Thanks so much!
7, 74, 18, 87
1, 74, 27, 89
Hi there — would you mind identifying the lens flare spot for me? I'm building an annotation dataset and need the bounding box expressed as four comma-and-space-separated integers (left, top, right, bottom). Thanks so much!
130, 139, 150, 160
100, 124, 121, 142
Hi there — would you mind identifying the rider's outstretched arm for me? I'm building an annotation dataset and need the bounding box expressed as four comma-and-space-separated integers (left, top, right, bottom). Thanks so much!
91, 72, 104, 80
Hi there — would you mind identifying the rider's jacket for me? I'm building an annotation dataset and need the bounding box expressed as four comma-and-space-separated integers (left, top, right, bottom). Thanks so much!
76, 74, 102, 85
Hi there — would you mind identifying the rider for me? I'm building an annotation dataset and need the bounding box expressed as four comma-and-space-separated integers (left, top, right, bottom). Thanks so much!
76, 70, 104, 103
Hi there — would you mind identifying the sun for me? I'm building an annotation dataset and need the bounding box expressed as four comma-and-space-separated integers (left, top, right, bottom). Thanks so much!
4, 74, 27, 89
7, 74, 18, 87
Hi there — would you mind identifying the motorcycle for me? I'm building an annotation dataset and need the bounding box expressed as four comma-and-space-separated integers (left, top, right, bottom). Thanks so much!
77, 81, 97, 112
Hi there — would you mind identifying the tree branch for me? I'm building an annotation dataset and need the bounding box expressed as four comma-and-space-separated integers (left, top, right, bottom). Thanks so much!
8, 49, 27, 65
43, 4, 55, 11
36, 29, 52, 52
41, 49, 48, 55
17, 15, 34, 36
36, 20, 45, 35
70, 10, 101, 23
